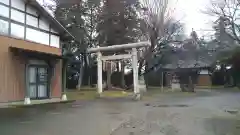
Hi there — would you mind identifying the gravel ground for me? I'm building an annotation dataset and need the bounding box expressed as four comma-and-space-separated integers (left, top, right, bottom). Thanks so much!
1, 90, 240, 135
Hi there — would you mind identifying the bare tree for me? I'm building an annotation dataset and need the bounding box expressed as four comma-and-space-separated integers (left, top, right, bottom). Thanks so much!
206, 0, 240, 44
137, 0, 183, 87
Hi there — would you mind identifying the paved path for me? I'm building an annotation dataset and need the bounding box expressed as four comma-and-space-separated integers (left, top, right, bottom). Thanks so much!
1, 90, 240, 135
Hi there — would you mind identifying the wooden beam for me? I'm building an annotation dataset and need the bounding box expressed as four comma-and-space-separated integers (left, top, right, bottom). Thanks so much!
101, 54, 132, 61
87, 41, 151, 53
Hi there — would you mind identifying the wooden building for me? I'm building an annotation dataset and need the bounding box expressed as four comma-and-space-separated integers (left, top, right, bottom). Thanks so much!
0, 0, 72, 103
197, 69, 212, 86
161, 50, 213, 88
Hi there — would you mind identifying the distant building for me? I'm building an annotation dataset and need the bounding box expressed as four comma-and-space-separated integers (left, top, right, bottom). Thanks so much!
158, 48, 214, 87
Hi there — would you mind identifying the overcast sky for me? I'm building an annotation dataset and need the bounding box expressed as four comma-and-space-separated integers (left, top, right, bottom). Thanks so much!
174, 0, 215, 37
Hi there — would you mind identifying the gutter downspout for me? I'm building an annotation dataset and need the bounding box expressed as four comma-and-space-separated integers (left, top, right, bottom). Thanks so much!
61, 44, 67, 101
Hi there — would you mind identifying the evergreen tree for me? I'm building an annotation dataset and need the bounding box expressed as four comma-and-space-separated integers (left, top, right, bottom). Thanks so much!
96, 0, 142, 89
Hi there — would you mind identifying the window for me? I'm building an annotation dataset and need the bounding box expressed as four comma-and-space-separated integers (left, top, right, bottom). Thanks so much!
29, 67, 36, 83
0, 0, 9, 5
50, 35, 60, 48
0, 19, 9, 35
11, 0, 25, 11
26, 15, 38, 27
0, 5, 9, 18
11, 9, 25, 23
39, 17, 49, 31
11, 23, 24, 38
199, 70, 209, 75
26, 28, 49, 45
26, 5, 38, 16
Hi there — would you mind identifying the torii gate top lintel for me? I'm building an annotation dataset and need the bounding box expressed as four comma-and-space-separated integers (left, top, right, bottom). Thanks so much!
87, 41, 151, 53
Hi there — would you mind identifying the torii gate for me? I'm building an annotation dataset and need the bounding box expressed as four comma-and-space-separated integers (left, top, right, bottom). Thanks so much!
87, 41, 150, 97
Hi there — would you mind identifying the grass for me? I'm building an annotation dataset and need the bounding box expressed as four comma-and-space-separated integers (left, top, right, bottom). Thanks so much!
66, 86, 96, 91
142, 88, 198, 101
196, 85, 240, 91
145, 86, 202, 95
101, 91, 132, 97
148, 86, 174, 91
149, 85, 233, 90
143, 87, 181, 99
67, 85, 228, 101
147, 87, 180, 93
65, 89, 133, 100
196, 85, 225, 89
9, 100, 75, 108
65, 91, 97, 100
149, 85, 231, 90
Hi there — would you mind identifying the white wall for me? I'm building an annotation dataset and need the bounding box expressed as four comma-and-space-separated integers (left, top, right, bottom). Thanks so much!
26, 28, 49, 45
199, 70, 209, 75
50, 34, 60, 48
0, 0, 61, 48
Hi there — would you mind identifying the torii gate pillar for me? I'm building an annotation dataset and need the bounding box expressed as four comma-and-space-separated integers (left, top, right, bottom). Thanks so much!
132, 48, 139, 94
97, 50, 103, 94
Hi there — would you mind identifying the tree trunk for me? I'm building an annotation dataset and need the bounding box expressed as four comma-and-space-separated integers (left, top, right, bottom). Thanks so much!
144, 62, 149, 89
179, 74, 186, 92
188, 76, 194, 92
62, 60, 67, 92
116, 61, 120, 72
84, 54, 90, 85
77, 56, 84, 90
138, 59, 144, 76
121, 60, 125, 88
88, 65, 92, 86
180, 83, 186, 92
84, 55, 91, 86
106, 62, 112, 90
88, 73, 91, 86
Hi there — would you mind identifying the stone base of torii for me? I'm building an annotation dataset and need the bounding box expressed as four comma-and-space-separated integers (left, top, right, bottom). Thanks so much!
87, 41, 150, 100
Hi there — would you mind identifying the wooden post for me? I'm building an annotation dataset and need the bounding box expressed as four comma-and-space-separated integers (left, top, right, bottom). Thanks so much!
97, 50, 103, 94
161, 71, 164, 92
132, 48, 139, 94
61, 60, 67, 101
24, 63, 31, 105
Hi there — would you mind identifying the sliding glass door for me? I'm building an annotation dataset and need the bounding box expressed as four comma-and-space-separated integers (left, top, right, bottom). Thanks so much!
28, 66, 49, 99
